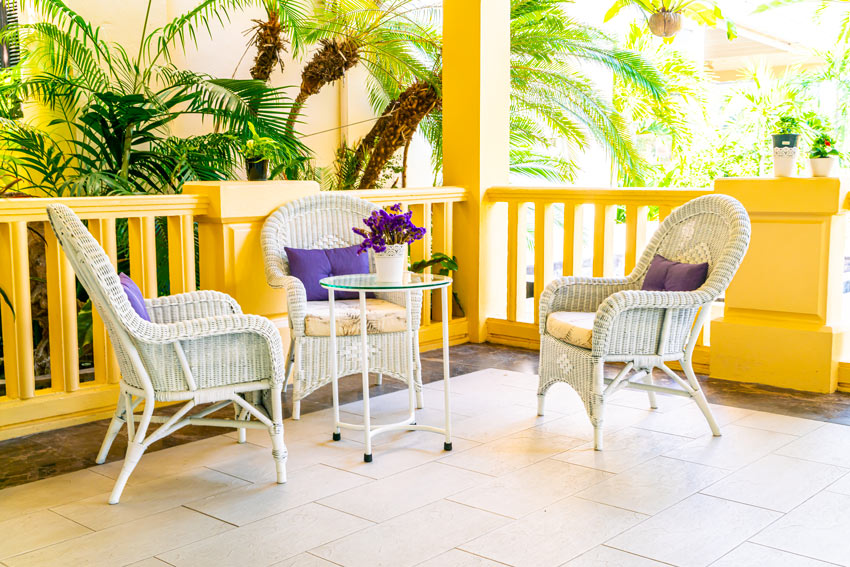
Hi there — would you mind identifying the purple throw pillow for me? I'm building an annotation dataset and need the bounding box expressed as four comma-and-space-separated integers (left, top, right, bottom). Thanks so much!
119, 273, 151, 321
641, 254, 708, 292
285, 245, 371, 301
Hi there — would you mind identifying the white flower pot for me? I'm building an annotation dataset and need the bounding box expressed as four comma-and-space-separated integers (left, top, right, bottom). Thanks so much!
810, 156, 837, 177
773, 147, 798, 178
374, 244, 406, 282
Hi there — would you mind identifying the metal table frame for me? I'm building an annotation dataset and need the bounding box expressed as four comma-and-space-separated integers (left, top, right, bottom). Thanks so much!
321, 273, 453, 462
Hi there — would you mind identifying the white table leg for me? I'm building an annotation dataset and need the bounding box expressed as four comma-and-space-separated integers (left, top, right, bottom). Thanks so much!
329, 290, 341, 441
406, 290, 416, 427
359, 291, 372, 462
442, 286, 452, 450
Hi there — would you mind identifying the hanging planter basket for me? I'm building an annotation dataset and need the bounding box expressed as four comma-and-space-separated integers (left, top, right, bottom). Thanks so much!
648, 10, 683, 38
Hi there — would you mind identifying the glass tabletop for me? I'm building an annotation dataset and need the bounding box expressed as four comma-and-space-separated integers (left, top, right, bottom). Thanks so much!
320, 272, 452, 291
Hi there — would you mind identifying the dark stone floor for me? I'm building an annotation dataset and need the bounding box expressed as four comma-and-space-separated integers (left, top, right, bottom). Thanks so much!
2, 342, 850, 490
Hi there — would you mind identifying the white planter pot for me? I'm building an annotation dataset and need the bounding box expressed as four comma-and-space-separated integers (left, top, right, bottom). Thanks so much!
374, 244, 406, 282
773, 147, 798, 178
810, 156, 837, 177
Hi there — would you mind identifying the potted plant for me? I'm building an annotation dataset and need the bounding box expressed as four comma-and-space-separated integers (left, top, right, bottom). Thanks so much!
241, 123, 280, 181
604, 1, 736, 41
772, 116, 801, 177
353, 203, 426, 282
809, 132, 840, 177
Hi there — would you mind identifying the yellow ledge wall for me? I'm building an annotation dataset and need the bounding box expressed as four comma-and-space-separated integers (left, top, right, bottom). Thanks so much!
710, 177, 849, 393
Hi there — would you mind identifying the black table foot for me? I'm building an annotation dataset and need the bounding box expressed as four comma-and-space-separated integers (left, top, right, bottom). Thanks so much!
332, 432, 341, 441
444, 442, 453, 451
364, 453, 373, 463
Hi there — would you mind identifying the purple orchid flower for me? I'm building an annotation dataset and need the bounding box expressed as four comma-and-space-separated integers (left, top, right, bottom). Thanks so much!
352, 203, 426, 254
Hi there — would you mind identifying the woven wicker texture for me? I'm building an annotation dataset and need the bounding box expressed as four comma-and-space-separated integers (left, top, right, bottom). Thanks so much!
261, 193, 423, 406
538, 195, 751, 441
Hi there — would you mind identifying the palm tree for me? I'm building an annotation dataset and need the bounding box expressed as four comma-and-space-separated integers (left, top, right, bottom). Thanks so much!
0, 0, 308, 196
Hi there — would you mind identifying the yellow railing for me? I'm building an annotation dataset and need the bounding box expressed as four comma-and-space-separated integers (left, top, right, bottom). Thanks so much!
0, 194, 208, 439
0, 184, 468, 439
483, 186, 713, 360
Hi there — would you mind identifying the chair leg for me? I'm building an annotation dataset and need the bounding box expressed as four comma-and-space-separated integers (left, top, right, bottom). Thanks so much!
109, 441, 145, 505
234, 404, 247, 444
537, 393, 546, 416
593, 425, 604, 451
645, 369, 658, 410
268, 385, 287, 484
96, 404, 126, 464
376, 372, 383, 385
292, 400, 301, 420
683, 359, 721, 437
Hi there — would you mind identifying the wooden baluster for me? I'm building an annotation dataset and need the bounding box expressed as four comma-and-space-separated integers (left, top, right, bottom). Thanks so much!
45, 222, 80, 393
88, 218, 120, 385
625, 205, 649, 274
0, 221, 35, 399
562, 203, 582, 276
128, 216, 158, 297
410, 204, 432, 327
592, 204, 616, 277
431, 201, 453, 323
507, 201, 528, 322
167, 215, 196, 295
533, 201, 554, 325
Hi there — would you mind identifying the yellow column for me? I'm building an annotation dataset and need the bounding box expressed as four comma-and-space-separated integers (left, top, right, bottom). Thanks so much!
710, 177, 848, 393
443, 0, 511, 342
183, 180, 319, 339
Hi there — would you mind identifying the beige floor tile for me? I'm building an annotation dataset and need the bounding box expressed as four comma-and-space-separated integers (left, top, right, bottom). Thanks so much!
186, 463, 370, 525
494, 369, 541, 391
0, 510, 91, 560
159, 503, 370, 567
208, 446, 299, 482
702, 454, 847, 512
825, 470, 850, 495
532, 406, 653, 442
270, 552, 346, 567
4, 507, 231, 567
732, 411, 825, 436
564, 546, 670, 566
52, 467, 248, 530
775, 423, 850, 468
0, 469, 115, 522
632, 403, 752, 439
607, 388, 693, 413
577, 456, 728, 515
751, 491, 850, 566
312, 500, 507, 567
515, 382, 586, 415
440, 429, 583, 476
319, 431, 480, 480
554, 427, 691, 473
710, 543, 836, 567
91, 435, 267, 485
460, 496, 646, 567
450, 403, 562, 444
126, 559, 173, 567
448, 458, 611, 519
334, 407, 470, 446
228, 407, 338, 447
340, 387, 465, 416
608, 493, 780, 567
416, 549, 506, 566
663, 425, 797, 470
319, 462, 488, 522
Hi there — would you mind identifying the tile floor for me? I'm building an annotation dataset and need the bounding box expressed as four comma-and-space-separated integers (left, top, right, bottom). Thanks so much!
2, 367, 850, 567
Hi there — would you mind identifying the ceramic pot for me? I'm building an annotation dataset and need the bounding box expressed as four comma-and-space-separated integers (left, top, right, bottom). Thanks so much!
810, 156, 837, 177
374, 244, 406, 282
772, 134, 800, 148
246, 158, 269, 181
773, 147, 798, 177
648, 11, 682, 38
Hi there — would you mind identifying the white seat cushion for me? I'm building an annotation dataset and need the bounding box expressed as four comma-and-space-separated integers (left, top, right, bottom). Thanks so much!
304, 299, 408, 337
546, 311, 595, 349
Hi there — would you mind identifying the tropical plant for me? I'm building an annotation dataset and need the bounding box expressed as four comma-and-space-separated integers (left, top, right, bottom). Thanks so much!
410, 252, 458, 276
241, 122, 282, 161
246, 0, 310, 82
604, 0, 736, 40
809, 132, 841, 158
0, 0, 309, 197
774, 115, 801, 135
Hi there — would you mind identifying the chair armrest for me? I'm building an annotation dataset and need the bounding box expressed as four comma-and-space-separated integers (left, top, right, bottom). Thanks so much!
145, 291, 242, 324
267, 275, 308, 336
539, 276, 634, 334
591, 289, 713, 357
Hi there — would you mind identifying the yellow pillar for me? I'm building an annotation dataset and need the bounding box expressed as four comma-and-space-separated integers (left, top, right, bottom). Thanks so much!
183, 180, 320, 339
710, 177, 848, 393
443, 0, 511, 342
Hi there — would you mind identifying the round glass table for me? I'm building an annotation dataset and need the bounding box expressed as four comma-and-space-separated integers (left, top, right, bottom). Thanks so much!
320, 272, 453, 462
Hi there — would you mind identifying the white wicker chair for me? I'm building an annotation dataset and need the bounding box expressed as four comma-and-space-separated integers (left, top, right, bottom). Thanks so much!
537, 194, 751, 449
261, 193, 423, 420
46, 204, 287, 504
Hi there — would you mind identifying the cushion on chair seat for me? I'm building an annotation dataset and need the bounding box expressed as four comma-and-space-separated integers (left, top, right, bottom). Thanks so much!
304, 299, 408, 336
546, 311, 595, 349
